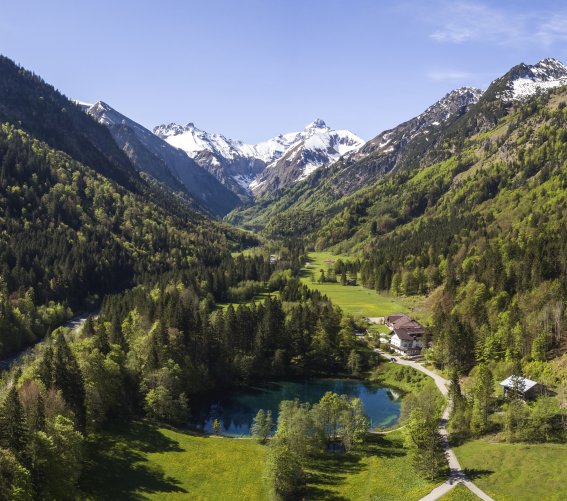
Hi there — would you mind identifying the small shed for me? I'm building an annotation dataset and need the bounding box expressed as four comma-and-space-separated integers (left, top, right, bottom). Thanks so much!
499, 376, 540, 400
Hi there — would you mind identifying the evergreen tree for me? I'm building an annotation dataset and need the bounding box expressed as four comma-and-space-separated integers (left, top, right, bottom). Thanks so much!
405, 408, 447, 481
470, 364, 494, 435
52, 333, 86, 431
0, 385, 28, 456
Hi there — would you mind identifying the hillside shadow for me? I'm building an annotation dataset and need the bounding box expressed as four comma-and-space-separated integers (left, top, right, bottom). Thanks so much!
80, 421, 187, 500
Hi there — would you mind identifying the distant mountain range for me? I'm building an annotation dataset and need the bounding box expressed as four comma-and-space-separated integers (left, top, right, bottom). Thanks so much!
75, 57, 567, 219
153, 119, 364, 197
79, 101, 240, 216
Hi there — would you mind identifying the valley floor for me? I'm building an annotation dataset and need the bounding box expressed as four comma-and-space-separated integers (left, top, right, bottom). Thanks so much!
80, 421, 268, 500
80, 252, 566, 500
300, 252, 429, 321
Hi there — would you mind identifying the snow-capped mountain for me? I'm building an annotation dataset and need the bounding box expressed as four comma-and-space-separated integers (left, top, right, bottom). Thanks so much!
153, 122, 267, 197
250, 119, 365, 195
82, 101, 240, 216
357, 87, 483, 163
245, 86, 485, 203
494, 57, 567, 102
154, 119, 364, 197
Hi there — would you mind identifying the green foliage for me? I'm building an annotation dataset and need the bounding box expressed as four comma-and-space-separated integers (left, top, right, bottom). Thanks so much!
273, 400, 324, 458
273, 392, 369, 458
400, 384, 445, 424
251, 409, 274, 443
0, 123, 251, 359
0, 448, 32, 501
0, 384, 28, 455
212, 418, 221, 436
404, 408, 448, 481
470, 364, 494, 436
264, 444, 306, 501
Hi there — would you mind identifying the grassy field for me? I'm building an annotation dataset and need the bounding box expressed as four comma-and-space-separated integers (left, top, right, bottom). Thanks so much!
301, 252, 425, 320
305, 431, 440, 500
370, 362, 436, 395
80, 421, 268, 500
81, 422, 439, 501
453, 439, 567, 501
438, 484, 480, 500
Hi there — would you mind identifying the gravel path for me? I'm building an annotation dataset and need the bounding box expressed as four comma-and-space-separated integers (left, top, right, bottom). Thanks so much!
376, 350, 495, 501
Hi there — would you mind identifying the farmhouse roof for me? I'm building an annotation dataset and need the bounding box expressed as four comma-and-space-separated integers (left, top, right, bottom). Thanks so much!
393, 327, 423, 341
499, 376, 538, 392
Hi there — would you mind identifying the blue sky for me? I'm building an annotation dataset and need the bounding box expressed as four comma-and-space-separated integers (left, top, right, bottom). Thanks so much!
1, 0, 567, 142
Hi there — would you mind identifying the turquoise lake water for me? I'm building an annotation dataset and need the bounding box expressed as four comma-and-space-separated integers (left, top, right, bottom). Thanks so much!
188, 378, 402, 436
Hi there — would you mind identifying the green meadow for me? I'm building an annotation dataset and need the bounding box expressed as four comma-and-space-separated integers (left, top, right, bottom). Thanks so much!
81, 422, 440, 500
453, 439, 567, 501
80, 253, 444, 500
80, 421, 268, 501
438, 484, 481, 500
301, 252, 427, 320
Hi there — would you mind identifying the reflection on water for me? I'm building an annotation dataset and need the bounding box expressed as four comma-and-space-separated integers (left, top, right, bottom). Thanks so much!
188, 378, 402, 436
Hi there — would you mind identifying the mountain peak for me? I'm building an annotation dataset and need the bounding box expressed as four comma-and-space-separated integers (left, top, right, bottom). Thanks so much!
495, 57, 567, 101
305, 118, 328, 130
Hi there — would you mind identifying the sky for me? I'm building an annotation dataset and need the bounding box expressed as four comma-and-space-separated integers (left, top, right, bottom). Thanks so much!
1, 0, 567, 143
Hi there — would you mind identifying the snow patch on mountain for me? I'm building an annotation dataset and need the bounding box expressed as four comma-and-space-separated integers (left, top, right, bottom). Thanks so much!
499, 58, 567, 101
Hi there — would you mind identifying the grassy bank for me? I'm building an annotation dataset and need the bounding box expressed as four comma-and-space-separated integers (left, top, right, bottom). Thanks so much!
305, 430, 440, 500
369, 361, 432, 394
453, 438, 567, 501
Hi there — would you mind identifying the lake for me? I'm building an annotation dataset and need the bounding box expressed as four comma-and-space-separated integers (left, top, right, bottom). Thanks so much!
188, 378, 402, 436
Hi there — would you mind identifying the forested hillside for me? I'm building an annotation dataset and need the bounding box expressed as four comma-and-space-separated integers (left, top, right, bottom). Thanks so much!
0, 55, 256, 360
0, 57, 366, 499
0, 124, 253, 359
257, 87, 567, 370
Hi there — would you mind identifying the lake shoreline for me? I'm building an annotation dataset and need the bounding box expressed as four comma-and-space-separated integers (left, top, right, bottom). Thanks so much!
186, 376, 403, 436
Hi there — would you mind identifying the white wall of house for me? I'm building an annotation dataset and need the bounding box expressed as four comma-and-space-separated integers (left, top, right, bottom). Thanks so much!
391, 333, 402, 348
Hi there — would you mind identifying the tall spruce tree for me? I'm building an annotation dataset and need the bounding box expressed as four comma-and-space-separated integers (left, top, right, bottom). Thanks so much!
0, 385, 28, 456
52, 333, 86, 431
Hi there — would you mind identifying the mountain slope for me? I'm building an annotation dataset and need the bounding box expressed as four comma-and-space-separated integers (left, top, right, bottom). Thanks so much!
0, 55, 140, 192
326, 87, 567, 366
84, 101, 240, 216
227, 87, 483, 231
229, 58, 567, 234
154, 119, 364, 197
0, 55, 254, 359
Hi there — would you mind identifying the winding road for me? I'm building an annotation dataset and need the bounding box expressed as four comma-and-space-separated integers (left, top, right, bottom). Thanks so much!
375, 349, 495, 501
0, 311, 96, 370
